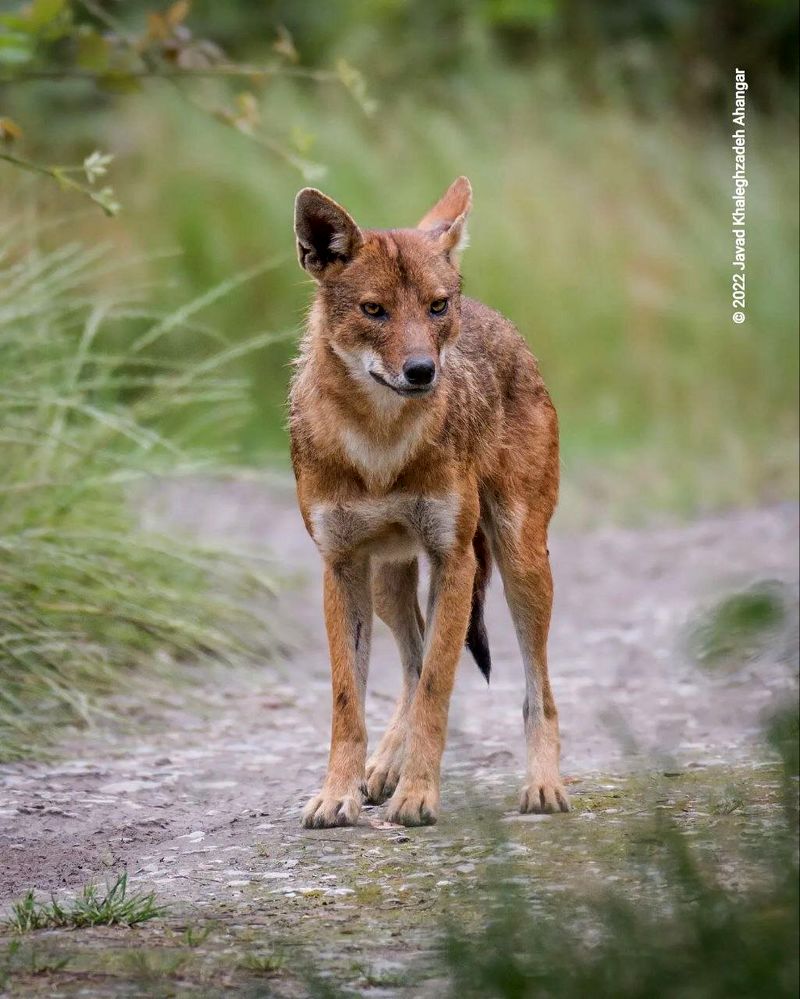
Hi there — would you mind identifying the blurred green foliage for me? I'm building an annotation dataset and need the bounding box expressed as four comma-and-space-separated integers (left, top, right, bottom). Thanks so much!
437, 702, 799, 999
689, 581, 792, 668
133, 0, 800, 110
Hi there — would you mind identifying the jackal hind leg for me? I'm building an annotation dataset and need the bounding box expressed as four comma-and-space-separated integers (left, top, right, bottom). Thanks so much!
489, 503, 569, 814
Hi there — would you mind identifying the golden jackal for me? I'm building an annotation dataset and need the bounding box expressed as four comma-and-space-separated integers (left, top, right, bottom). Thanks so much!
290, 177, 568, 827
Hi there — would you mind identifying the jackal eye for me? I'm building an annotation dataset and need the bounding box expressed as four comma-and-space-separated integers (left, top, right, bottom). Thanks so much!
361, 301, 386, 318
430, 298, 448, 316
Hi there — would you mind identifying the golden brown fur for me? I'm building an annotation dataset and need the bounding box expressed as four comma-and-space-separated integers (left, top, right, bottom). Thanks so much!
290, 177, 569, 827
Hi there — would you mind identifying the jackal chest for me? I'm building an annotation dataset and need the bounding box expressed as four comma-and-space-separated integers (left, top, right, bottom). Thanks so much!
309, 494, 460, 563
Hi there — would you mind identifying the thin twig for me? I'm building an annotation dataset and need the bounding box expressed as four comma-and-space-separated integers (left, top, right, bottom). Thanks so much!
0, 64, 338, 85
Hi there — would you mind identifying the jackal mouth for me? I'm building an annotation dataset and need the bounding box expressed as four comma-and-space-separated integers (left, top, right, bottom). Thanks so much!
368, 370, 435, 398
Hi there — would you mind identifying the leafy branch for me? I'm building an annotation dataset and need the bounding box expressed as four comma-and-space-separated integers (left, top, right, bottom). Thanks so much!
0, 148, 119, 215
0, 0, 374, 212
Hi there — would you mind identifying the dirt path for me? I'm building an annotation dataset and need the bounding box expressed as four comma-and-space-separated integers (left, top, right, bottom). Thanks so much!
0, 482, 797, 994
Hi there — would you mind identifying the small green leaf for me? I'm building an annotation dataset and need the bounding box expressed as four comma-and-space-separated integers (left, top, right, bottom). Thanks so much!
0, 15, 33, 32
26, 0, 67, 29
335, 58, 377, 116
273, 24, 298, 64
96, 71, 142, 95
0, 33, 33, 66
94, 186, 122, 217
290, 125, 314, 155
76, 27, 109, 72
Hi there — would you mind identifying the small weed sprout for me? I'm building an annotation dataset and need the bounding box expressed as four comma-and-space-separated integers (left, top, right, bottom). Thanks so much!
182, 923, 216, 948
5, 874, 163, 933
240, 951, 285, 975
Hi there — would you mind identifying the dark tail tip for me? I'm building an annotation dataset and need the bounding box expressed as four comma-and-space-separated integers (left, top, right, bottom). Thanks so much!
466, 524, 492, 683
466, 613, 491, 683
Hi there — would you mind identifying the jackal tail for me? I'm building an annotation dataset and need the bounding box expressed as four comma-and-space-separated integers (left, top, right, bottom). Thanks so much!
466, 524, 492, 682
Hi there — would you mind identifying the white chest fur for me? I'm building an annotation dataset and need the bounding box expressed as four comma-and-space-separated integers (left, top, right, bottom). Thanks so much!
310, 494, 460, 562
338, 421, 428, 491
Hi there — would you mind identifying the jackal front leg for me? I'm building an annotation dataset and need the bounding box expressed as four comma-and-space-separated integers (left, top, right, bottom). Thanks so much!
366, 560, 424, 803
302, 558, 371, 828
385, 548, 476, 826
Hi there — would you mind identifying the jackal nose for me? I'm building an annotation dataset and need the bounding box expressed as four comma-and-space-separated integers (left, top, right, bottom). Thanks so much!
403, 356, 436, 386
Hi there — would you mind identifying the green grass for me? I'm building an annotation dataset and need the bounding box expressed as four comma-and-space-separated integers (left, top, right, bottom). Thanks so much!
10, 65, 793, 522
5, 874, 162, 933
0, 237, 282, 759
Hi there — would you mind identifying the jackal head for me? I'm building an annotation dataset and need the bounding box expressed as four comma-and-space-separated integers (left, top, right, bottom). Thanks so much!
294, 177, 471, 400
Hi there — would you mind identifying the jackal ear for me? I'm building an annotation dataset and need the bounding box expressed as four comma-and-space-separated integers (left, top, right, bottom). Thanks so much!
294, 188, 363, 279
417, 176, 472, 263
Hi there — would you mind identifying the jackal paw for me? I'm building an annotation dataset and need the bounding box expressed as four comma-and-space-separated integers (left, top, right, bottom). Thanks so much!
385, 779, 439, 826
365, 746, 404, 804
519, 776, 570, 814
301, 788, 362, 829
